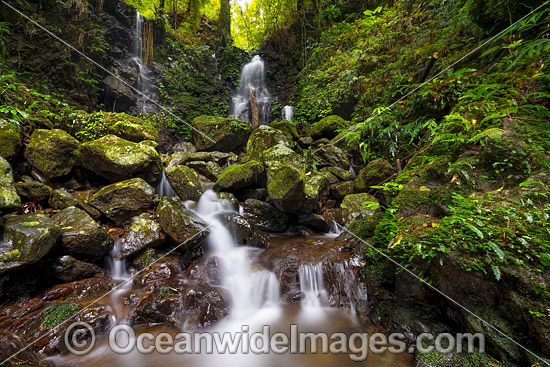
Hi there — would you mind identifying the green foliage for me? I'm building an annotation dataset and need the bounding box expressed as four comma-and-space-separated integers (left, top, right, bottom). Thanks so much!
42, 303, 83, 329
0, 249, 21, 263
159, 287, 178, 298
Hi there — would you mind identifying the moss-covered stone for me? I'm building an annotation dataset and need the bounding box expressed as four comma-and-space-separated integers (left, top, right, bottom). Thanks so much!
165, 165, 203, 201
24, 129, 80, 179
268, 120, 299, 139
0, 157, 21, 209
217, 192, 239, 210
321, 166, 355, 181
414, 349, 493, 367
104, 113, 159, 142
262, 143, 304, 168
115, 213, 166, 259
15, 180, 53, 203
304, 172, 330, 201
52, 206, 111, 259
89, 178, 155, 225
0, 214, 61, 275
313, 144, 349, 170
214, 161, 265, 192
310, 115, 350, 140
157, 197, 209, 249
341, 193, 378, 218
243, 198, 289, 232
0, 119, 22, 160
329, 181, 354, 200
353, 158, 394, 193
186, 160, 222, 181
80, 135, 162, 184
191, 115, 252, 152
48, 188, 101, 220
267, 165, 307, 213
245, 125, 293, 161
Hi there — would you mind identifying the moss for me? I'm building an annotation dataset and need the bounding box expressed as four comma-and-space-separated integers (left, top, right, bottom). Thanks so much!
341, 193, 378, 217
158, 287, 177, 298
191, 115, 252, 152
267, 165, 304, 200
164, 165, 203, 201
304, 172, 330, 200
214, 160, 265, 192
0, 157, 21, 209
0, 119, 22, 159
245, 125, 293, 161
310, 115, 350, 139
262, 143, 304, 168
354, 158, 394, 193
268, 119, 299, 139
42, 303, 83, 328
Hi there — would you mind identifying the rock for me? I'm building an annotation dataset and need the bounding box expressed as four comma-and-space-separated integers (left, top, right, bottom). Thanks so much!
329, 181, 354, 200
0, 119, 22, 159
52, 206, 111, 258
89, 178, 155, 225
216, 212, 270, 249
173, 141, 196, 154
24, 129, 80, 179
341, 193, 378, 218
80, 135, 162, 184
165, 165, 203, 201
245, 125, 293, 161
321, 166, 355, 181
298, 136, 314, 147
243, 199, 289, 232
114, 213, 165, 259
314, 144, 349, 170
44, 255, 101, 283
268, 120, 299, 139
0, 214, 61, 275
262, 143, 304, 168
191, 115, 252, 152
323, 171, 340, 184
353, 158, 394, 192
304, 171, 330, 203
298, 213, 331, 233
0, 157, 21, 210
0, 331, 43, 366
217, 192, 239, 210
267, 165, 306, 214
214, 160, 265, 192
104, 112, 159, 142
48, 188, 101, 220
103, 75, 136, 111
237, 188, 268, 201
157, 197, 209, 248
15, 180, 53, 203
310, 115, 350, 140
167, 151, 212, 167
186, 160, 222, 181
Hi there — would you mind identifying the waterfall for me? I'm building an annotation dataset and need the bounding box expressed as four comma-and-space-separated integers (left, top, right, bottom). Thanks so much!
230, 55, 271, 125
132, 11, 154, 113
281, 105, 294, 122
107, 241, 131, 324
299, 263, 328, 308
156, 171, 177, 198
349, 157, 356, 176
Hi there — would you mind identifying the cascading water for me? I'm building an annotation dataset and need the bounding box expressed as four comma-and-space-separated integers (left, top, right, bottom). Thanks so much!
156, 171, 177, 197
281, 105, 294, 121
299, 263, 328, 308
230, 55, 271, 124
132, 12, 155, 113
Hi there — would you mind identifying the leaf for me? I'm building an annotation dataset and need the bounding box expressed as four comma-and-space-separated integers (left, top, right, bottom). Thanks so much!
519, 180, 543, 187
491, 264, 502, 281
464, 222, 484, 239
419, 186, 431, 192
388, 233, 403, 248
487, 241, 505, 261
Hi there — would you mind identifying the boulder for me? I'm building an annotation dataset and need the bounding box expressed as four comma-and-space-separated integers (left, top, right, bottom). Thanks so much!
186, 161, 222, 181
329, 181, 355, 200
310, 115, 350, 140
89, 178, 155, 225
304, 171, 330, 202
341, 193, 378, 218
191, 115, 251, 152
0, 214, 61, 275
237, 188, 268, 201
48, 188, 101, 219
24, 129, 80, 179
353, 158, 394, 193
157, 197, 209, 248
80, 135, 162, 184
268, 120, 299, 139
266, 165, 306, 214
215, 212, 270, 249
114, 213, 165, 259
298, 213, 331, 233
104, 112, 158, 142
103, 75, 136, 111
243, 199, 289, 232
44, 255, 101, 283
245, 125, 293, 161
0, 119, 22, 159
52, 206, 111, 258
214, 161, 265, 192
0, 157, 21, 210
314, 144, 349, 170
217, 192, 239, 211
15, 180, 53, 203
165, 165, 203, 201
167, 151, 212, 167
262, 143, 304, 168
321, 166, 355, 181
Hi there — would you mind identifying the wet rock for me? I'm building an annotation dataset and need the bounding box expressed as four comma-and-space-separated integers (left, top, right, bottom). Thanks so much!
214, 160, 265, 192
243, 199, 289, 232
329, 181, 354, 200
103, 75, 136, 111
244, 125, 293, 161
80, 135, 162, 184
44, 255, 101, 283
133, 248, 164, 271
0, 214, 61, 275
185, 256, 224, 286
217, 192, 239, 210
165, 165, 203, 201
341, 193, 378, 218
133, 256, 184, 288
0, 157, 21, 209
310, 115, 350, 140
304, 171, 330, 203
314, 144, 349, 170
104, 112, 159, 142
238, 188, 268, 201
173, 141, 197, 154
52, 206, 111, 259
157, 197, 209, 248
268, 119, 299, 139
321, 166, 355, 181
297, 213, 331, 233
15, 180, 53, 203
0, 119, 22, 160
186, 160, 222, 182
191, 115, 252, 152
353, 158, 394, 193
167, 151, 212, 167
0, 331, 43, 366
89, 178, 155, 225
267, 165, 306, 214
24, 129, 80, 179
323, 171, 340, 184
48, 188, 101, 220
115, 213, 165, 259
262, 143, 304, 168
215, 212, 270, 248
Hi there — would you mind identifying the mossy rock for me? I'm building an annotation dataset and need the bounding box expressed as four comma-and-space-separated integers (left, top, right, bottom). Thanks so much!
268, 120, 299, 139
191, 115, 252, 152
310, 115, 350, 140
104, 113, 159, 142
24, 129, 80, 179
261, 143, 304, 168
243, 198, 289, 232
214, 160, 265, 192
115, 213, 166, 259
186, 161, 222, 181
89, 178, 156, 225
0, 214, 61, 275
48, 188, 101, 220
321, 166, 355, 181
15, 180, 53, 203
157, 197, 209, 249
341, 193, 378, 218
0, 157, 21, 209
80, 135, 162, 184
329, 181, 354, 200
414, 349, 493, 367
165, 165, 203, 201
304, 171, 330, 201
244, 125, 293, 161
217, 192, 239, 211
353, 158, 394, 193
267, 165, 306, 214
0, 119, 22, 160
313, 144, 349, 170
52, 206, 111, 259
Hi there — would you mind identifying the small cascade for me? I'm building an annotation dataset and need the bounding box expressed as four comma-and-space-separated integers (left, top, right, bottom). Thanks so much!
108, 241, 131, 324
299, 263, 328, 308
132, 11, 155, 113
156, 171, 177, 197
349, 157, 357, 176
231, 55, 271, 124
329, 220, 342, 235
281, 105, 294, 121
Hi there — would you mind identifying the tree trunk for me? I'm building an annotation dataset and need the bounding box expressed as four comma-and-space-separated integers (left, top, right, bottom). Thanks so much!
219, 0, 231, 46
249, 83, 259, 128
